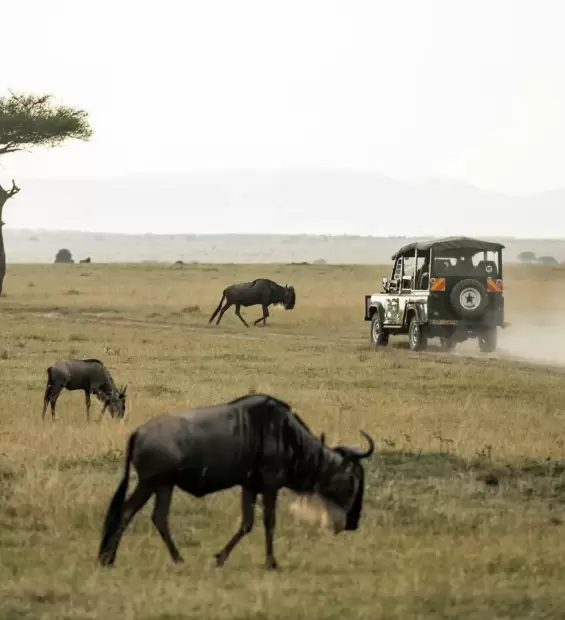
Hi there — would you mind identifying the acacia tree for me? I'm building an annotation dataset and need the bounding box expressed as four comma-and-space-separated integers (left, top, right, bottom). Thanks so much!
0, 91, 92, 294
517, 250, 536, 263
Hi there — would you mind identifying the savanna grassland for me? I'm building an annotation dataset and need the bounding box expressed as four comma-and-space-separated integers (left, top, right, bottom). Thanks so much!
2, 261, 565, 619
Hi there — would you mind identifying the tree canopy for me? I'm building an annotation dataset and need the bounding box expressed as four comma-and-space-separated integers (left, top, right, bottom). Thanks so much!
517, 251, 536, 263
0, 91, 92, 155
0, 90, 92, 294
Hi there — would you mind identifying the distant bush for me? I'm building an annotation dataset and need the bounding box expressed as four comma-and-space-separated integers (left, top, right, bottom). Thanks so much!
54, 248, 74, 264
313, 258, 327, 265
538, 255, 558, 265
517, 251, 536, 263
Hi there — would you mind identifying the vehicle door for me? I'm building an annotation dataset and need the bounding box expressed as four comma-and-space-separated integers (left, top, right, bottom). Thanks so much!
383, 257, 404, 325
398, 254, 415, 324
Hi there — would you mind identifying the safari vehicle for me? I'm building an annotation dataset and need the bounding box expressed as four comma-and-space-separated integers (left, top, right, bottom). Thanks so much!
363, 236, 506, 353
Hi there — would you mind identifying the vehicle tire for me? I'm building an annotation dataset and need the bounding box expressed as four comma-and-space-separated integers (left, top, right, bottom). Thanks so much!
408, 316, 427, 351
449, 279, 489, 320
439, 337, 457, 352
478, 327, 497, 353
370, 313, 389, 348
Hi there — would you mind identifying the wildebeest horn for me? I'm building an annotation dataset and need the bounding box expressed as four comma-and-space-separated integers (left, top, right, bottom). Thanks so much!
121, 384, 128, 395
345, 431, 375, 460
320, 432, 326, 445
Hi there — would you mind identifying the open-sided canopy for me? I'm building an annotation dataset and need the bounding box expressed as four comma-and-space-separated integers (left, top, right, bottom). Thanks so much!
391, 236, 506, 260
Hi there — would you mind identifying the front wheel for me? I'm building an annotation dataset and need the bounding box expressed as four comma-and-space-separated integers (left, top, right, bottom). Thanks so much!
370, 313, 389, 348
478, 328, 497, 353
408, 316, 428, 351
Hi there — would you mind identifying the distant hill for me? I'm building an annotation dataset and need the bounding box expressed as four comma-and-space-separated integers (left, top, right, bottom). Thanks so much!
2, 168, 564, 263
4, 229, 565, 265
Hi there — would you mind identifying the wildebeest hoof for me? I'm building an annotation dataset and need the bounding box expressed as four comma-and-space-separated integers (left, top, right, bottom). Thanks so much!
98, 553, 115, 567
173, 555, 185, 564
265, 559, 278, 570
214, 552, 226, 567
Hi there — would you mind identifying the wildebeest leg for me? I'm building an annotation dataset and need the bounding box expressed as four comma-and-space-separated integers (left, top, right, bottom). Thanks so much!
42, 382, 52, 420
234, 304, 249, 328
216, 301, 232, 325
262, 488, 278, 570
253, 304, 269, 326
151, 485, 184, 563
48, 386, 63, 420
84, 390, 91, 421
215, 487, 257, 567
100, 482, 154, 566
209, 291, 227, 324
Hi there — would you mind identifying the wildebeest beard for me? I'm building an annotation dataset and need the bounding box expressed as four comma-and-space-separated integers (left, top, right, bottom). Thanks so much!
313, 459, 365, 531
285, 422, 371, 533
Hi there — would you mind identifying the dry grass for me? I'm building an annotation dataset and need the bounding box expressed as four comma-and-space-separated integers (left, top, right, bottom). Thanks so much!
2, 261, 565, 619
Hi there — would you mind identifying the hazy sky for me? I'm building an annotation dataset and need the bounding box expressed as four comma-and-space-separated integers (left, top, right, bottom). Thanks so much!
1, 0, 564, 235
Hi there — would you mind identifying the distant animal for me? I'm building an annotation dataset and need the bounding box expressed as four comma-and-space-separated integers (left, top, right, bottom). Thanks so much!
42, 358, 127, 421
79, 257, 91, 264
208, 278, 296, 327
97, 392, 374, 569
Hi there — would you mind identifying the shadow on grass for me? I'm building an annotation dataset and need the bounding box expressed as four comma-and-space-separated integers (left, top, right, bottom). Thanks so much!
370, 449, 565, 498
372, 449, 468, 479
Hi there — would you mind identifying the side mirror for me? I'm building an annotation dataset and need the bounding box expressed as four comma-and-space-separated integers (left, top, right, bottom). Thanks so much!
382, 277, 389, 291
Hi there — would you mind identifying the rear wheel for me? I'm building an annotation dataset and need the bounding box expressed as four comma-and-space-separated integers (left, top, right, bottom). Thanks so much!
478, 327, 497, 353
408, 316, 428, 351
370, 313, 389, 348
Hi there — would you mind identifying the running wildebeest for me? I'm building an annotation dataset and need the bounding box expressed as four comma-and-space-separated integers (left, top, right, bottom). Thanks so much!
97, 392, 374, 569
208, 278, 296, 327
41, 358, 127, 421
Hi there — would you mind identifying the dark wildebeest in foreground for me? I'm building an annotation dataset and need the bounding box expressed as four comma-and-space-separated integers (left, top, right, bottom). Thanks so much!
208, 278, 296, 327
42, 358, 127, 421
97, 392, 374, 569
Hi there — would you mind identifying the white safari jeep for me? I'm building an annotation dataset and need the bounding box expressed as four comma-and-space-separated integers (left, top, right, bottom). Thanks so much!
363, 236, 506, 353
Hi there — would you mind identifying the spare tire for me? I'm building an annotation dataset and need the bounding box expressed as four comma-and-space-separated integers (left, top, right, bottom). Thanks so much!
449, 279, 489, 320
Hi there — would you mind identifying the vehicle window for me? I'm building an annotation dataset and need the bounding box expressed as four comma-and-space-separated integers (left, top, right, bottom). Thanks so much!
403, 256, 415, 278
471, 250, 499, 276
432, 251, 499, 276
401, 256, 415, 290
414, 253, 431, 289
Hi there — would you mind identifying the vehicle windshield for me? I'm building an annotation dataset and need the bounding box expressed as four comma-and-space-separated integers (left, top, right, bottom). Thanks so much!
431, 249, 500, 277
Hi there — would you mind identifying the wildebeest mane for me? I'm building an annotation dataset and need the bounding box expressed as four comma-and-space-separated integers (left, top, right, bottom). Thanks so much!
227, 392, 292, 411
228, 392, 314, 435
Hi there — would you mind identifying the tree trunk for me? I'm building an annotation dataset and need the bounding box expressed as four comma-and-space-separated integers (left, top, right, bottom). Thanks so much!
0, 180, 20, 296
0, 203, 6, 297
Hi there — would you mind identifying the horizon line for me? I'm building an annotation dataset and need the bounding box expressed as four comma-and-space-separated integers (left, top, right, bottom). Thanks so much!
4, 228, 564, 242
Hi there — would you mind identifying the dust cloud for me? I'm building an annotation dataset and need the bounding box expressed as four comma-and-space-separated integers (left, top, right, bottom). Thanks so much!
449, 317, 565, 369
496, 320, 565, 368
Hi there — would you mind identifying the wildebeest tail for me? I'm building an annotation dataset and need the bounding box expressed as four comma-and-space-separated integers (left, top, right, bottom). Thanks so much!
42, 367, 54, 405
208, 290, 226, 323
97, 431, 136, 559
